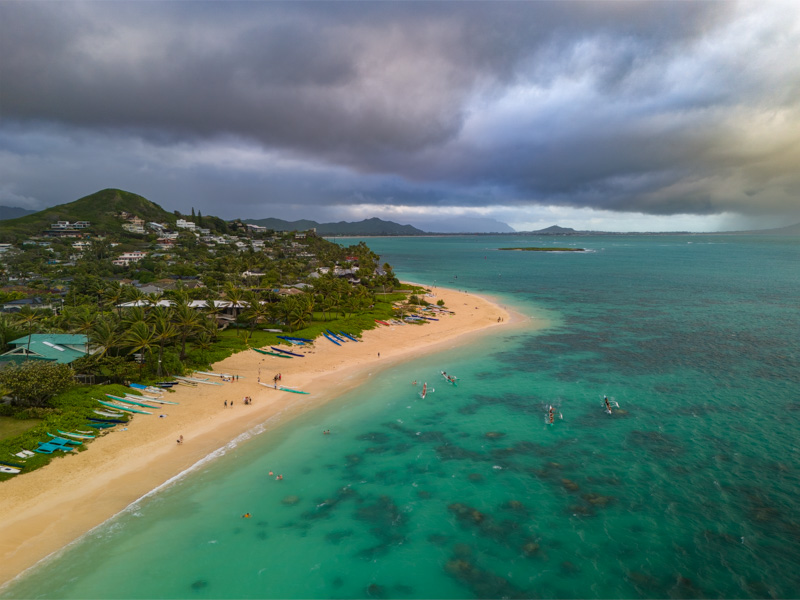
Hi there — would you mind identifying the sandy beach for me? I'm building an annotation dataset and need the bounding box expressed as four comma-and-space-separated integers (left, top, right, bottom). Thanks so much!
0, 286, 530, 588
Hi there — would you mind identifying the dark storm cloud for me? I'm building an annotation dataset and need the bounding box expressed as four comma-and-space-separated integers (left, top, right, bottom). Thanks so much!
1, 1, 799, 221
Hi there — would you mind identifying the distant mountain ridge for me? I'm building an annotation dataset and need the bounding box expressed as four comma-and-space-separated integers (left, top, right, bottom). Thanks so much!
0, 206, 37, 220
243, 217, 425, 236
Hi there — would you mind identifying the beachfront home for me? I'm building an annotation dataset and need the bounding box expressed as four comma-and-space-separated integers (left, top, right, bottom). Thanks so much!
0, 334, 96, 365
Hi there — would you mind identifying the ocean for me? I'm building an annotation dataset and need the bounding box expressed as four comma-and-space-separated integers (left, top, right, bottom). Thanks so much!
4, 234, 799, 599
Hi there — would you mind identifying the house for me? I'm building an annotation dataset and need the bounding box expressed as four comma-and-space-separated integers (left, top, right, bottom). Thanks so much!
112, 251, 147, 266
51, 220, 90, 230
0, 334, 96, 365
122, 223, 146, 234
176, 219, 196, 230
1, 297, 55, 313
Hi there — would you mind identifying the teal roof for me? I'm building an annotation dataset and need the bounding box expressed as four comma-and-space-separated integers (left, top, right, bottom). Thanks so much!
4, 334, 89, 364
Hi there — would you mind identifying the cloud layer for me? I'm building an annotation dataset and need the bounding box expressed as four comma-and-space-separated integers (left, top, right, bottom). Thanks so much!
1, 1, 799, 230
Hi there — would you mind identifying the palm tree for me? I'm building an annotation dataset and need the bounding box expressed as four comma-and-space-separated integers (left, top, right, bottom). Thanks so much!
121, 305, 147, 329
124, 321, 156, 376
13, 307, 43, 355
172, 302, 203, 360
68, 306, 96, 354
123, 286, 149, 308
288, 305, 310, 332
89, 315, 121, 358
223, 284, 246, 336
102, 282, 125, 317
151, 316, 177, 377
202, 299, 223, 337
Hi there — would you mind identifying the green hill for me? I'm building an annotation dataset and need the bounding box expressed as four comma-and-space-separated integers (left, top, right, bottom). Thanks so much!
0, 189, 178, 243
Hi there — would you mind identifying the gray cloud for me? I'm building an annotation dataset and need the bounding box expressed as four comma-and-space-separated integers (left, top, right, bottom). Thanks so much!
1, 0, 799, 226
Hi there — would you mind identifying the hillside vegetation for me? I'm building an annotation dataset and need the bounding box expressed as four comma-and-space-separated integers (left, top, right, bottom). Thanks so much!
0, 189, 177, 243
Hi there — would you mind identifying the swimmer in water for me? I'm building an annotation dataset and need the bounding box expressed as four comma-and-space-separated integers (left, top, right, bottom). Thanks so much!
548, 406, 555, 424
604, 396, 612, 413
242, 513, 251, 518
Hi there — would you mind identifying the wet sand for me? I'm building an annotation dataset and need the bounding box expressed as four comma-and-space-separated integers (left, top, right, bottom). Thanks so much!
0, 286, 534, 588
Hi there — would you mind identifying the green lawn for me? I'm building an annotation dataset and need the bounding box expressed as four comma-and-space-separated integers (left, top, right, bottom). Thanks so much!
0, 416, 42, 441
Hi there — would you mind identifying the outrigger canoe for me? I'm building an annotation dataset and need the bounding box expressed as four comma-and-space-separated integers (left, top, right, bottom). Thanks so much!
339, 331, 360, 342
98, 400, 152, 415
375, 319, 391, 326
270, 346, 304, 358
277, 335, 312, 343
94, 409, 124, 418
174, 376, 223, 386
323, 332, 341, 346
195, 370, 241, 380
106, 394, 161, 409
124, 393, 179, 406
130, 383, 164, 395
253, 348, 293, 358
57, 430, 95, 440
258, 382, 310, 395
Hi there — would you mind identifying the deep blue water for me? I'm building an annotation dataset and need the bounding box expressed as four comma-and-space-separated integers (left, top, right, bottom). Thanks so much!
4, 234, 800, 599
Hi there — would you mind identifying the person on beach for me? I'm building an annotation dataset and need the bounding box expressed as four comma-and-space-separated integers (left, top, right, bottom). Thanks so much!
224, 400, 227, 408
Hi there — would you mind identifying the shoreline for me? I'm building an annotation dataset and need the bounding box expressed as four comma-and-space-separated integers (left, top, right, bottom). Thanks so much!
0, 285, 539, 589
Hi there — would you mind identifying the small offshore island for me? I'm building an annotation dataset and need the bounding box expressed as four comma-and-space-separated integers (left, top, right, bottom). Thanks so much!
500, 247, 586, 252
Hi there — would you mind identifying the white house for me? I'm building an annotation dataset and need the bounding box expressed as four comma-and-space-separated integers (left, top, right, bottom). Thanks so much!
176, 219, 196, 230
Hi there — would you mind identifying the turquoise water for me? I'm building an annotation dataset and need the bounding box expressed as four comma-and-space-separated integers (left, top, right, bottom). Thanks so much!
5, 235, 800, 599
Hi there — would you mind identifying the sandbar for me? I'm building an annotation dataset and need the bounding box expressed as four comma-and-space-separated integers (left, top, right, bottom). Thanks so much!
0, 286, 536, 588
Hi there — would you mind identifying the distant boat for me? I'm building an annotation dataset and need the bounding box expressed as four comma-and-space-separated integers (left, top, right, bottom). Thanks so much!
258, 381, 310, 395
441, 371, 458, 386
419, 382, 434, 399
270, 346, 304, 358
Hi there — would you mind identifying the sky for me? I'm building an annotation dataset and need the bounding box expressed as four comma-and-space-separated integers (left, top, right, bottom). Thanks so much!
1, 1, 799, 233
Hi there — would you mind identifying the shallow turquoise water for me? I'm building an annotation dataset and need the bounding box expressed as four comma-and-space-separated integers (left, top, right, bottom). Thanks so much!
4, 235, 800, 599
